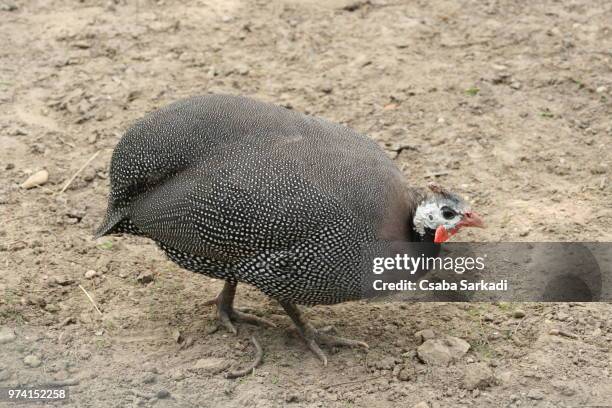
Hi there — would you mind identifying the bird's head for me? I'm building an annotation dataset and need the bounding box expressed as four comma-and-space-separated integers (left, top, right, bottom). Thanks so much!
413, 182, 485, 243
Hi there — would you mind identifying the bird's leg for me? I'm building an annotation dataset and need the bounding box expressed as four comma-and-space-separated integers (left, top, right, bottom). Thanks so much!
279, 301, 369, 366
205, 281, 276, 334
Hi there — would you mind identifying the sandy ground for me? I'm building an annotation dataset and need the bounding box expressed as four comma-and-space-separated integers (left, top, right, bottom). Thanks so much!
1, 0, 611, 407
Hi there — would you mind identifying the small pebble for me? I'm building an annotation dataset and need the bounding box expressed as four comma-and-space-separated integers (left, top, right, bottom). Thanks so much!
527, 389, 544, 400
414, 329, 436, 344
24, 355, 42, 368
85, 270, 97, 279
73, 41, 91, 49
54, 275, 74, 286
462, 362, 497, 390
137, 271, 154, 284
82, 167, 97, 182
235, 64, 249, 75
0, 2, 17, 11
21, 170, 49, 189
284, 392, 300, 403
596, 86, 608, 94
156, 389, 170, 399
319, 84, 333, 94
513, 309, 526, 318
417, 336, 470, 366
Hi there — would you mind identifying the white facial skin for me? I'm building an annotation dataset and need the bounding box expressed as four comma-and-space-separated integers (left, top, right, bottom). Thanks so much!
413, 196, 467, 236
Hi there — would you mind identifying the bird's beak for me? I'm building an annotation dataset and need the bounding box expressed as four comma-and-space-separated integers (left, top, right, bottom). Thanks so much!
433, 211, 485, 244
459, 211, 485, 229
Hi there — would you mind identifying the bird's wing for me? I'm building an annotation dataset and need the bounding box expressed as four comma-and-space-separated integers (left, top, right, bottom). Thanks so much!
230, 217, 369, 304
127, 162, 357, 262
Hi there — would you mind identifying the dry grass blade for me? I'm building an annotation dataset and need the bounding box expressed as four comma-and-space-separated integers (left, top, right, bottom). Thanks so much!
78, 284, 103, 315
60, 150, 101, 193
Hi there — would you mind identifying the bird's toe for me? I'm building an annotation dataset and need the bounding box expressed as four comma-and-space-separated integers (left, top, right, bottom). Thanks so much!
217, 310, 238, 335
232, 310, 277, 328
306, 339, 328, 366
316, 331, 369, 349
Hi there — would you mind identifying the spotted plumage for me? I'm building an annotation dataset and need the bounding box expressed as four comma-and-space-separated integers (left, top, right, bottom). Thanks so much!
96, 94, 416, 305
96, 94, 483, 367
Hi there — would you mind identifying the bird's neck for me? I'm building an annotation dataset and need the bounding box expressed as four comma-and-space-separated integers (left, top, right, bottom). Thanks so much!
417, 227, 437, 243
406, 187, 436, 243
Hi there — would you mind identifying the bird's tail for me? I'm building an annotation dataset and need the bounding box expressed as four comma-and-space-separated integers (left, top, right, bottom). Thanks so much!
95, 215, 145, 238
94, 209, 124, 239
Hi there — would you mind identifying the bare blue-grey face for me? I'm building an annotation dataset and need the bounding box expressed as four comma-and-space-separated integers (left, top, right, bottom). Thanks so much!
413, 183, 485, 243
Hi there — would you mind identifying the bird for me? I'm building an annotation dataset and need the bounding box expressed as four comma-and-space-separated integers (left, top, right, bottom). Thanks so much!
96, 94, 484, 368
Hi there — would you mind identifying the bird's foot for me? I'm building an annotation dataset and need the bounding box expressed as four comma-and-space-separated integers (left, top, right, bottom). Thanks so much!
215, 305, 276, 335
280, 302, 369, 366
204, 282, 276, 335
298, 323, 369, 366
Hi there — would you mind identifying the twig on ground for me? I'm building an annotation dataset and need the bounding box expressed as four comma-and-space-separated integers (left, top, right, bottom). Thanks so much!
424, 171, 449, 178
511, 316, 526, 337
558, 330, 579, 339
45, 378, 80, 387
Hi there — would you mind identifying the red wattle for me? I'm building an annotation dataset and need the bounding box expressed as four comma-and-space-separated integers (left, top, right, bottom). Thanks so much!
434, 226, 449, 243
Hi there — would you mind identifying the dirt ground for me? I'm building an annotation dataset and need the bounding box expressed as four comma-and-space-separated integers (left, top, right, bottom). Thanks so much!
1, 0, 611, 407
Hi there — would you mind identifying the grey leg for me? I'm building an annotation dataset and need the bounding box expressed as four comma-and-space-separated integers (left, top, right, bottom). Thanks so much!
279, 301, 369, 366
205, 281, 276, 334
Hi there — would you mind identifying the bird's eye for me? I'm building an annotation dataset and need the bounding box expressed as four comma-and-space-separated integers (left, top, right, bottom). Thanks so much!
441, 208, 456, 220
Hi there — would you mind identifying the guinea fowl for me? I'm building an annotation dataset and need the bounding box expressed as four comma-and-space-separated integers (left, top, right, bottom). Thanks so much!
96, 94, 484, 368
